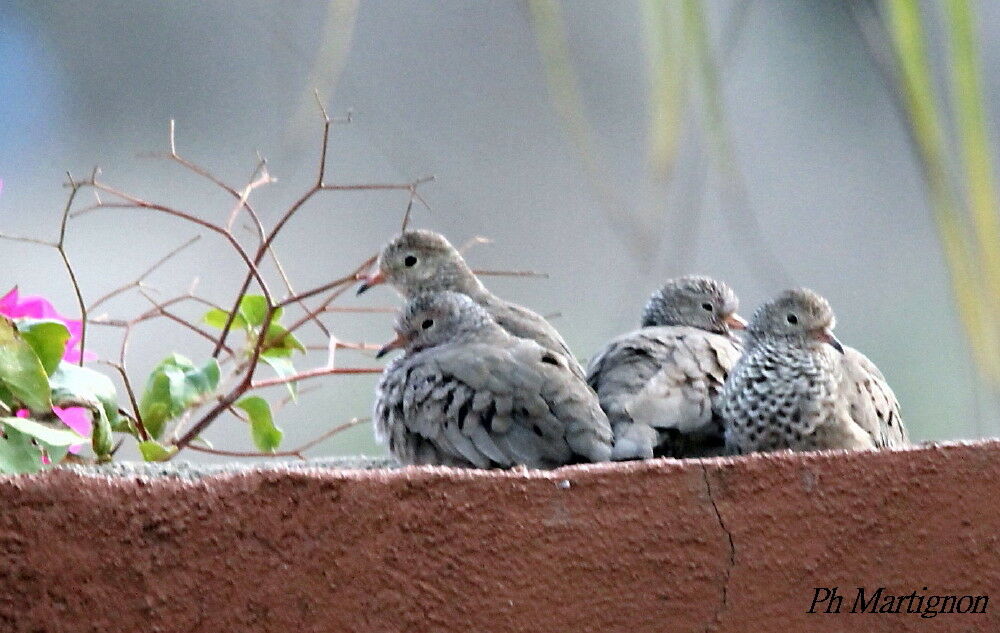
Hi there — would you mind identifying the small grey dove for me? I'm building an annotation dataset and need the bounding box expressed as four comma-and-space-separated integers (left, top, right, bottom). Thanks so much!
586, 277, 746, 460
358, 229, 585, 378
373, 291, 613, 468
722, 288, 909, 454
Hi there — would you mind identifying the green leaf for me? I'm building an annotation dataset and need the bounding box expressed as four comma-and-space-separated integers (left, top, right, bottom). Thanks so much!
202, 308, 248, 332
2, 416, 86, 446
40, 442, 69, 468
139, 355, 221, 439
0, 317, 52, 413
138, 440, 177, 462
235, 396, 282, 452
263, 323, 305, 355
50, 362, 120, 457
943, 0, 1000, 385
0, 426, 43, 474
238, 295, 278, 328
886, 0, 1000, 383
260, 352, 298, 401
15, 319, 70, 376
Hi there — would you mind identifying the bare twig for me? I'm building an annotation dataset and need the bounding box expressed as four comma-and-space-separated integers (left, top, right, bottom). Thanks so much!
285, 255, 378, 334
0, 234, 57, 248
322, 305, 397, 314
88, 235, 201, 311
210, 97, 429, 358
473, 269, 551, 279
250, 366, 381, 390
72, 177, 275, 305
58, 173, 88, 365
185, 417, 369, 459
97, 360, 148, 441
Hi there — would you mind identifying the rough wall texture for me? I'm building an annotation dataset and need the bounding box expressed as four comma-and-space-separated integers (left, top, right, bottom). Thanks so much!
1, 441, 998, 632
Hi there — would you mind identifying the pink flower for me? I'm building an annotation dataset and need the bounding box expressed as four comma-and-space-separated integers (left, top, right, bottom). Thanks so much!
15, 406, 91, 456
0, 286, 96, 363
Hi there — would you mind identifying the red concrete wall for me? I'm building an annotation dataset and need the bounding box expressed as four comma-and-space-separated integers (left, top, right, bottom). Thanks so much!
1, 441, 998, 632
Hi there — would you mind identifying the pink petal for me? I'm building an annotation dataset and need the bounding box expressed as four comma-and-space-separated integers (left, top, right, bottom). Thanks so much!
0, 287, 18, 313
53, 406, 93, 438
15, 409, 29, 418
12, 296, 58, 319
63, 319, 83, 338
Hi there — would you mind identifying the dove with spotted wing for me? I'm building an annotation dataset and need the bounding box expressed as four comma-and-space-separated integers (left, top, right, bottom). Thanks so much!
722, 288, 908, 454
374, 291, 613, 468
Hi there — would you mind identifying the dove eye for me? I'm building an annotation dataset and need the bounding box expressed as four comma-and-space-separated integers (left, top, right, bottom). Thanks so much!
701, 302, 713, 312
404, 255, 418, 267
421, 319, 434, 330
786, 314, 798, 325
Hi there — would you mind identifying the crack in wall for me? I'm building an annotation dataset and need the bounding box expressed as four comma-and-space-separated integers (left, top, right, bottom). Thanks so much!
700, 463, 735, 633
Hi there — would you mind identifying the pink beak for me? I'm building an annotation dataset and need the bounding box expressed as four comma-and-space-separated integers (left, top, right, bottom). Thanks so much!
725, 313, 748, 330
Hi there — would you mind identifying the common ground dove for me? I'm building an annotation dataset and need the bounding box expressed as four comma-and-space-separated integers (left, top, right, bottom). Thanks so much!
358, 230, 585, 378
586, 277, 746, 460
722, 288, 909, 454
373, 291, 613, 468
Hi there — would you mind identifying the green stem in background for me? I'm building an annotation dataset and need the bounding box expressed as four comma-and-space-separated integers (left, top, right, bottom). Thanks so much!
942, 0, 1000, 381
285, 0, 359, 149
885, 0, 1000, 383
642, 0, 688, 181
526, 0, 653, 260
681, 0, 791, 286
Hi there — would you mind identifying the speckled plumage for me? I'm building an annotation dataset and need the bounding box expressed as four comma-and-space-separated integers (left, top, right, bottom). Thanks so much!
363, 230, 585, 378
374, 292, 613, 468
586, 277, 745, 459
722, 288, 908, 454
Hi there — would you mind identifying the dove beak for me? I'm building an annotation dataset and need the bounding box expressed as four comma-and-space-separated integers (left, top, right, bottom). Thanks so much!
356, 270, 386, 295
725, 313, 748, 330
375, 330, 408, 359
815, 327, 845, 354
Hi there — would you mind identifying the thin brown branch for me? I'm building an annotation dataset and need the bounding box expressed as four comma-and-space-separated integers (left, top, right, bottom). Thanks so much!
274, 384, 321, 414
138, 290, 234, 355
58, 173, 88, 365
226, 159, 273, 231
185, 416, 368, 459
472, 269, 551, 279
72, 177, 273, 305
322, 306, 397, 314
88, 235, 201, 311
210, 98, 428, 358
305, 341, 380, 352
319, 177, 435, 192
250, 366, 381, 390
0, 234, 57, 248
285, 255, 378, 334
96, 360, 148, 441
275, 272, 358, 308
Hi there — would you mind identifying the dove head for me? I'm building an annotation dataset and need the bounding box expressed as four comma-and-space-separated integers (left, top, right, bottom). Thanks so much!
358, 230, 484, 297
377, 291, 496, 358
747, 288, 844, 354
640, 276, 746, 334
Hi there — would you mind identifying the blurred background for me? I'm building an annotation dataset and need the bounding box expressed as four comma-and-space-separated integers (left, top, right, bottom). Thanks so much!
2, 0, 998, 461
